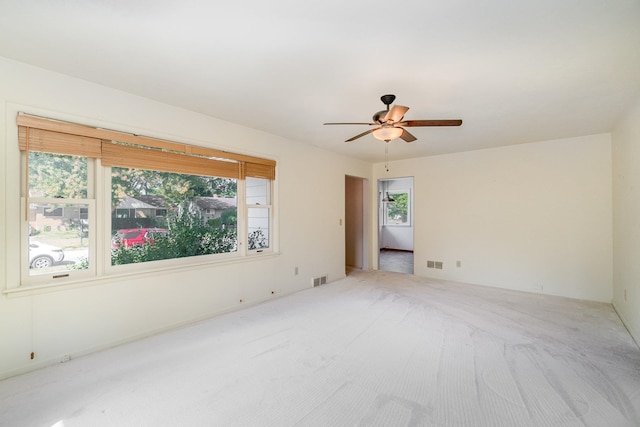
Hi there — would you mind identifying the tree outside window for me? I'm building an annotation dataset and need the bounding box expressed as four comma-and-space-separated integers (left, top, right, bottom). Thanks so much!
384, 191, 410, 225
110, 167, 238, 265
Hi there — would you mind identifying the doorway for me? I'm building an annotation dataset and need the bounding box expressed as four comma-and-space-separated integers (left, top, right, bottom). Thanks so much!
378, 177, 414, 274
345, 175, 368, 274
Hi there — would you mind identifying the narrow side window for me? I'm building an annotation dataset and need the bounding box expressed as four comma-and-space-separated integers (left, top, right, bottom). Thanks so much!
246, 177, 271, 251
25, 153, 93, 281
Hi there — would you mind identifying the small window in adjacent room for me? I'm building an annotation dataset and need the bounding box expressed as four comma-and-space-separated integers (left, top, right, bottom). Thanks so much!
384, 190, 410, 226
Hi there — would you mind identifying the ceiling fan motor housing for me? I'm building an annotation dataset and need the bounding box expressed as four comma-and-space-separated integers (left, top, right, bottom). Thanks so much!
373, 110, 389, 123
374, 94, 397, 123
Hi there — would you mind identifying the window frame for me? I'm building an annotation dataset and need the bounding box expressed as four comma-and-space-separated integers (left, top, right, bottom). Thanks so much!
383, 188, 411, 227
21, 197, 97, 285
105, 167, 242, 272
246, 177, 273, 254
17, 113, 278, 288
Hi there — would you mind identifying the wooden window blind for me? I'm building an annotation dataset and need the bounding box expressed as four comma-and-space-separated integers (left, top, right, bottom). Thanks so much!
101, 141, 240, 178
17, 113, 276, 180
245, 161, 276, 180
18, 126, 102, 158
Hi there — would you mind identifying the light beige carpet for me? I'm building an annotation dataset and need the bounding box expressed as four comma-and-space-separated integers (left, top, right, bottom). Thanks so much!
1, 270, 639, 426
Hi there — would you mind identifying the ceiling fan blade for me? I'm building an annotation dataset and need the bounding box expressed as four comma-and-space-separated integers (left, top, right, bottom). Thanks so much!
400, 129, 417, 142
400, 119, 463, 127
345, 128, 376, 142
383, 105, 409, 123
324, 122, 376, 126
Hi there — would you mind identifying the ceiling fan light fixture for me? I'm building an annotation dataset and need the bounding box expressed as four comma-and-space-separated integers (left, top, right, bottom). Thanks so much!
323, 94, 462, 144
373, 127, 403, 142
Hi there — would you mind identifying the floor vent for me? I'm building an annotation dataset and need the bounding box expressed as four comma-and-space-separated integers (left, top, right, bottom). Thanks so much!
312, 275, 328, 287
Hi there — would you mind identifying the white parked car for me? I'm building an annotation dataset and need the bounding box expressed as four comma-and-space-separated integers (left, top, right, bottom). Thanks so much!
29, 241, 65, 269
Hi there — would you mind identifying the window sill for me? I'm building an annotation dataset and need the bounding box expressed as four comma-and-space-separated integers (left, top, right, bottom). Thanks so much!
4, 251, 280, 298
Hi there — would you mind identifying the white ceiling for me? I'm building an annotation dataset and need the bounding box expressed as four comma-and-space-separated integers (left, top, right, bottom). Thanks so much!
1, 0, 639, 163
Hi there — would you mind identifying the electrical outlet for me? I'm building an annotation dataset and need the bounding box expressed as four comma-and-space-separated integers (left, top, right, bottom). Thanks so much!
61, 354, 70, 363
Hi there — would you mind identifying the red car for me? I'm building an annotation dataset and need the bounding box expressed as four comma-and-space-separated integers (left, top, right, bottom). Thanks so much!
112, 228, 169, 248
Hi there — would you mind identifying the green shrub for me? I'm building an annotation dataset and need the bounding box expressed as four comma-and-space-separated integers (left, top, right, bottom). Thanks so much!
111, 204, 237, 266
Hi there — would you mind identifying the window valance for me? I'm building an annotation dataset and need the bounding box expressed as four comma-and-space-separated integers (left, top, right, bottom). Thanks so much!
17, 113, 275, 180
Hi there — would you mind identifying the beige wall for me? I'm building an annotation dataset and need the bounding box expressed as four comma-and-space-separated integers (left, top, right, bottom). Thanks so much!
612, 96, 640, 345
0, 57, 371, 379
373, 134, 613, 303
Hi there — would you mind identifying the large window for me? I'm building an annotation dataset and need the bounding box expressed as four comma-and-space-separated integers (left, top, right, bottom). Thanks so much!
110, 167, 238, 265
18, 113, 276, 285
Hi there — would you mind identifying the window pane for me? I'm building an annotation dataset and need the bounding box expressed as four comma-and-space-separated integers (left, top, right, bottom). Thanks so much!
246, 177, 269, 205
385, 192, 409, 225
28, 152, 87, 198
28, 202, 90, 275
248, 207, 269, 250
111, 168, 238, 265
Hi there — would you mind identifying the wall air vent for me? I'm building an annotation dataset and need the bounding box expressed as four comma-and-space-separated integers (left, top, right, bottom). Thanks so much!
312, 275, 328, 287
428, 261, 444, 269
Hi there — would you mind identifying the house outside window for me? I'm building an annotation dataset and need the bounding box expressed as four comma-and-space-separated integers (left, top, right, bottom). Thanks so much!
43, 207, 64, 217
25, 152, 93, 279
110, 168, 239, 265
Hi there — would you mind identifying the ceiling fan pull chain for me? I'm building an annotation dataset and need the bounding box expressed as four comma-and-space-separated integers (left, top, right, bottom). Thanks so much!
385, 142, 389, 172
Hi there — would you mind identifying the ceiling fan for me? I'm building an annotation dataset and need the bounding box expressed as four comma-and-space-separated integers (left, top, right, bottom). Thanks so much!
324, 94, 462, 143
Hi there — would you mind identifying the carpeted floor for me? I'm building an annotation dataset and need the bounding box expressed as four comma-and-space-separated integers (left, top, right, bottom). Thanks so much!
379, 249, 414, 274
1, 270, 639, 426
